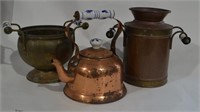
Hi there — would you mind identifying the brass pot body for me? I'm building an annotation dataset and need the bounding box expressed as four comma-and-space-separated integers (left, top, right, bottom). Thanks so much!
65, 47, 126, 104
18, 25, 74, 83
124, 7, 173, 87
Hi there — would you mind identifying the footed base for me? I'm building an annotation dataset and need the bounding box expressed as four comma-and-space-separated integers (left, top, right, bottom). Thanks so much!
27, 69, 60, 84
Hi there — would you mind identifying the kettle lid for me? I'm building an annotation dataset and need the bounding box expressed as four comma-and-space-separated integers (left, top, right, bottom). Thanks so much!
80, 38, 113, 59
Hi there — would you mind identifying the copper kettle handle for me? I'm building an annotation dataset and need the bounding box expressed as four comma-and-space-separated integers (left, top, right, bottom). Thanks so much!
110, 19, 124, 55
63, 22, 89, 68
73, 9, 124, 56
65, 27, 80, 68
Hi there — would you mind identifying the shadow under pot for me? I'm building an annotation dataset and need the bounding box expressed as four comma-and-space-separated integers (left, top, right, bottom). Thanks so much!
3, 23, 74, 84
123, 7, 191, 88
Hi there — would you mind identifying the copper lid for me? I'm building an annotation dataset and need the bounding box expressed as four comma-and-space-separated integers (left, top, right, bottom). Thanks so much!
80, 38, 113, 59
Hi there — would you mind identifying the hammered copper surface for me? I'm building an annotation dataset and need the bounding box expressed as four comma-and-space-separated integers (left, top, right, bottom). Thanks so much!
80, 47, 113, 59
65, 54, 126, 103
52, 51, 126, 103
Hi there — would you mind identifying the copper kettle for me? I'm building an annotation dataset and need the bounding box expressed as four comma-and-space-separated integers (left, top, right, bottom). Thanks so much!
52, 38, 127, 104
52, 18, 126, 104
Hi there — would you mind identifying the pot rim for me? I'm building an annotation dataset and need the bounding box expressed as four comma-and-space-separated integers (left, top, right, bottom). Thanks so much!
21, 25, 66, 39
129, 7, 171, 14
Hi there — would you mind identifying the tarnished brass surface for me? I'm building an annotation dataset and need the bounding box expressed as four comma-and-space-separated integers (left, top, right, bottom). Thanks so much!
27, 69, 60, 83
18, 25, 74, 83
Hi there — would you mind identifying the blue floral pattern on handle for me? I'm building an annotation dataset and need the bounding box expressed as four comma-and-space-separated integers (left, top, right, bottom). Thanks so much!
85, 10, 93, 13
77, 9, 115, 21
102, 10, 108, 13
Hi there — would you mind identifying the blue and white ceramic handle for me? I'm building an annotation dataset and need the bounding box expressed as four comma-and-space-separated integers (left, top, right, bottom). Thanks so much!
73, 9, 124, 55
74, 9, 115, 21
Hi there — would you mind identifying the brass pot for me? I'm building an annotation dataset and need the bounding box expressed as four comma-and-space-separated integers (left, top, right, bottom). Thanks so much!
2, 21, 78, 83
123, 7, 191, 87
52, 19, 126, 104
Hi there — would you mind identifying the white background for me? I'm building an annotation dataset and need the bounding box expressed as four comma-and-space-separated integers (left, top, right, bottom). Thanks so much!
0, 0, 199, 112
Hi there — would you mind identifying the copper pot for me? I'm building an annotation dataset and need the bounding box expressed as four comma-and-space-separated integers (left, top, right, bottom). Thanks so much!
123, 7, 191, 87
52, 19, 126, 104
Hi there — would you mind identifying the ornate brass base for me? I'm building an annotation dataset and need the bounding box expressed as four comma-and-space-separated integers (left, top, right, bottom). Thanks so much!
63, 84, 127, 104
27, 69, 60, 84
125, 77, 167, 88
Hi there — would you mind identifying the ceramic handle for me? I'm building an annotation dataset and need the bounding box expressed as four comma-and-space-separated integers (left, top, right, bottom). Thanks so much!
74, 9, 115, 21
2, 21, 11, 28
2, 21, 27, 51
73, 10, 124, 56
179, 33, 191, 45
170, 26, 191, 49
2, 21, 21, 34
2, 21, 13, 34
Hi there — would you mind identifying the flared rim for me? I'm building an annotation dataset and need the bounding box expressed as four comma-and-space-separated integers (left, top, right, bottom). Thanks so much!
129, 7, 171, 22
129, 7, 171, 14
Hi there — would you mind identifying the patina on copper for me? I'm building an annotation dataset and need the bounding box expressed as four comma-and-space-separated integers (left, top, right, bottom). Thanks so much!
52, 20, 126, 104
124, 7, 191, 87
52, 42, 126, 104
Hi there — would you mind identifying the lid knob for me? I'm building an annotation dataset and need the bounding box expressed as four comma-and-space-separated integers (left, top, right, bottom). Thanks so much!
90, 38, 103, 49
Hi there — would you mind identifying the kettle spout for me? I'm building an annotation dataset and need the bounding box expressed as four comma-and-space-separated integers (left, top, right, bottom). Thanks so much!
52, 58, 74, 83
